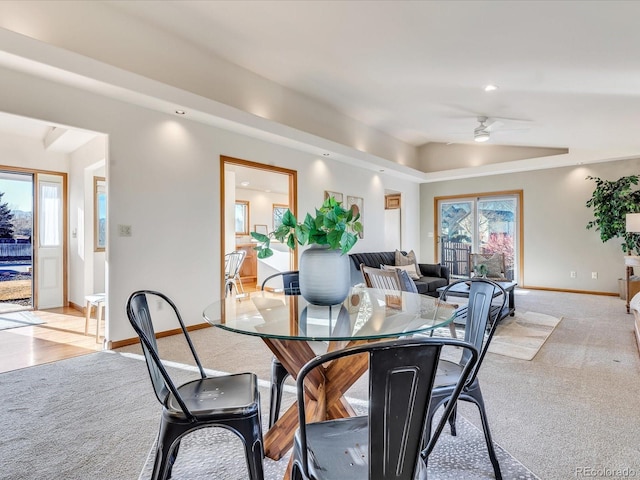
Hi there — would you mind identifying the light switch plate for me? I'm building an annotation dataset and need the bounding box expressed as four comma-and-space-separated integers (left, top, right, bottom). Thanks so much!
118, 224, 132, 237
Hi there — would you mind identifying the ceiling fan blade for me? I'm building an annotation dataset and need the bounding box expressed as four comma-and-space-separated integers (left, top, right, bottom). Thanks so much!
492, 127, 531, 134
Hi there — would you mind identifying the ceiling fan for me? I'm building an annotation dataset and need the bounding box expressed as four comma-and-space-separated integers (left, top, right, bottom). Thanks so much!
474, 116, 492, 142
451, 115, 532, 143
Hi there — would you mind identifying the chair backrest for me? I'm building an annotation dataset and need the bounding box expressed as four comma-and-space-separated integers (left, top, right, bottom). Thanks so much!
361, 264, 419, 294
126, 290, 206, 420
261, 270, 300, 295
440, 278, 507, 383
225, 250, 246, 278
469, 252, 507, 280
295, 337, 478, 480
361, 264, 402, 290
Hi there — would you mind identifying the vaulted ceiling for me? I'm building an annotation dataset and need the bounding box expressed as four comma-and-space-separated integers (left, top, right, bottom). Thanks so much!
1, 1, 639, 179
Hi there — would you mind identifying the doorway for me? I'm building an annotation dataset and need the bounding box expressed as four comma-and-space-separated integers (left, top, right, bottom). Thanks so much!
436, 191, 523, 284
220, 156, 297, 296
0, 169, 68, 312
0, 112, 107, 373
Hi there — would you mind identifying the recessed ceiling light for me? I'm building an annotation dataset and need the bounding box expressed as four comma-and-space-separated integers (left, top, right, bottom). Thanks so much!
240, 181, 250, 187
484, 84, 499, 92
175, 110, 186, 115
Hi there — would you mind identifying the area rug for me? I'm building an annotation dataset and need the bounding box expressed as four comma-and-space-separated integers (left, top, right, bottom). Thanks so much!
138, 413, 539, 480
137, 368, 539, 480
487, 311, 562, 360
0, 310, 43, 331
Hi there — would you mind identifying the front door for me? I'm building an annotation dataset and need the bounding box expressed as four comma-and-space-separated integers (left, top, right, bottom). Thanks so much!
35, 173, 65, 309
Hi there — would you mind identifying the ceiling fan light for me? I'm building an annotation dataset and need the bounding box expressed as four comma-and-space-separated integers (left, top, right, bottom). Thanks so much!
474, 130, 490, 142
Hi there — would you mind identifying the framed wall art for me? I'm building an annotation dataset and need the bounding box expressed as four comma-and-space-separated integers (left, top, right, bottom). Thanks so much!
324, 190, 343, 203
347, 195, 364, 238
253, 224, 268, 235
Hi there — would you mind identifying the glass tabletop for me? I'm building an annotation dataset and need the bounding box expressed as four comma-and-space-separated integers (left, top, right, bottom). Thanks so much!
203, 287, 456, 342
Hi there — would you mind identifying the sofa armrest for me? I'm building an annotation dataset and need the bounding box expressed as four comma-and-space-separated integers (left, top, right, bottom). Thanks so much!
440, 264, 450, 282
418, 263, 450, 282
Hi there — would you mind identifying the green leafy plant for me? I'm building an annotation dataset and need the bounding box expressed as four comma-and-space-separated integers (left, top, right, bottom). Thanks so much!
250, 196, 363, 259
473, 264, 488, 277
586, 175, 640, 254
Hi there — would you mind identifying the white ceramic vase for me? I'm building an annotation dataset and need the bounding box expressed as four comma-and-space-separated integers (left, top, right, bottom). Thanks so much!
299, 245, 351, 306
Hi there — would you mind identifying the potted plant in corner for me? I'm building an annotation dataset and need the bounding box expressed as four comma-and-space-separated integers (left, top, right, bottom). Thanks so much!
250, 196, 363, 305
586, 174, 640, 257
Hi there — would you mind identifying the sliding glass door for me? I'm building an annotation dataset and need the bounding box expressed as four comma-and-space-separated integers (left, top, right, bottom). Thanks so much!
438, 192, 520, 281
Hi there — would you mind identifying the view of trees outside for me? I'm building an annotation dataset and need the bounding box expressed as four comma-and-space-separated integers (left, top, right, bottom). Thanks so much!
440, 202, 473, 244
0, 192, 15, 238
478, 199, 515, 276
440, 197, 516, 278
0, 174, 33, 308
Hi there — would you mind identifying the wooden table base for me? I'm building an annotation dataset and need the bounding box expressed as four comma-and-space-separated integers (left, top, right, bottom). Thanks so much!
261, 338, 371, 462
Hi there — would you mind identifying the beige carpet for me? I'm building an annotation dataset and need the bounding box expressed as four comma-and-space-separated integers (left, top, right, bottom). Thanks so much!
487, 311, 562, 360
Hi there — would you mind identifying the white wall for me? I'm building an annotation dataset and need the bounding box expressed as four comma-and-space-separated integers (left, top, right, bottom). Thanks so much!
0, 131, 69, 172
384, 208, 401, 250
0, 65, 421, 343
69, 136, 107, 306
421, 158, 640, 294
224, 171, 236, 255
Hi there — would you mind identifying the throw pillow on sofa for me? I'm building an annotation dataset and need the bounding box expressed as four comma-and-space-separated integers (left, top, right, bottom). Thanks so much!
395, 249, 420, 272
395, 268, 419, 293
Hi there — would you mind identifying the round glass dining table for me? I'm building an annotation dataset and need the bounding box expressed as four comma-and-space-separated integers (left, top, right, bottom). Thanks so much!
203, 287, 456, 463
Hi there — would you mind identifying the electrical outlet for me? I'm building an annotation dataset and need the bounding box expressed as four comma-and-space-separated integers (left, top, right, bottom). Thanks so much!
118, 224, 132, 237
592, 272, 598, 279
570, 271, 577, 278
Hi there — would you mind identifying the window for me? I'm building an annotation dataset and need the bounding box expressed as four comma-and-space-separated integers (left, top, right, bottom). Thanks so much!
94, 177, 106, 251
235, 200, 249, 235
273, 204, 288, 230
39, 181, 62, 247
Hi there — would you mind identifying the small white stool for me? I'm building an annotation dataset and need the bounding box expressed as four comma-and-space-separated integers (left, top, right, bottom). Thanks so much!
85, 293, 105, 343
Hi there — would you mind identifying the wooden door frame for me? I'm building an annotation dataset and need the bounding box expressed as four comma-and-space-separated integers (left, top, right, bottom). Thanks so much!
434, 190, 523, 286
0, 165, 68, 309
220, 156, 297, 297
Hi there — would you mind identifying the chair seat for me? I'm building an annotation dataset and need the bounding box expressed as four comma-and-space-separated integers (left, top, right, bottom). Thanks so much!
293, 415, 428, 480
294, 416, 368, 479
434, 359, 464, 388
166, 373, 259, 419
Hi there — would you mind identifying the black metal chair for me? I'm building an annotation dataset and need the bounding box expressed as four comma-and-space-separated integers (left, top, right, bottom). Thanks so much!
291, 337, 478, 480
426, 278, 508, 480
126, 290, 264, 480
260, 271, 300, 428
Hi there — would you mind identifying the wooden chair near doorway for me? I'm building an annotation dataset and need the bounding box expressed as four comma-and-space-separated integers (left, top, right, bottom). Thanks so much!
361, 264, 458, 338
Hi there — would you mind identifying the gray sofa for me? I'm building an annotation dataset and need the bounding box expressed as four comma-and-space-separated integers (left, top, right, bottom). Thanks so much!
348, 251, 450, 297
